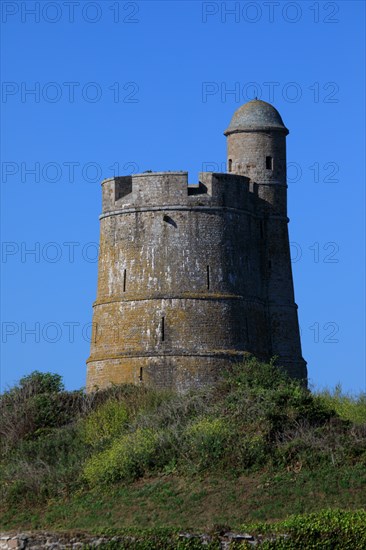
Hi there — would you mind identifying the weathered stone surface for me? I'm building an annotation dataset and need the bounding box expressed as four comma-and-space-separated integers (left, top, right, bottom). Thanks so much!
0, 531, 292, 549
86, 100, 307, 392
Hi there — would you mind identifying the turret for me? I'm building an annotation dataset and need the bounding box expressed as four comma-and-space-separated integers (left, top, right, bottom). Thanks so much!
224, 99, 306, 380
224, 99, 288, 216
224, 99, 288, 182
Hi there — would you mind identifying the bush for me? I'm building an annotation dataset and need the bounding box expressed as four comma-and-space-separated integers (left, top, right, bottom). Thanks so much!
222, 359, 333, 428
134, 388, 211, 432
234, 433, 269, 470
0, 371, 84, 453
83, 428, 159, 485
17, 371, 64, 394
0, 423, 88, 504
82, 399, 129, 449
247, 509, 366, 549
181, 417, 229, 471
315, 385, 366, 425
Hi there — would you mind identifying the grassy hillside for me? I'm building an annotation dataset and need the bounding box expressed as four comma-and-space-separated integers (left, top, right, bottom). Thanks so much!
1, 358, 365, 546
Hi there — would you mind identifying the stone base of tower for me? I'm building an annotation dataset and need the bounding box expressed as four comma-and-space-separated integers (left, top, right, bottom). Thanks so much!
86, 353, 252, 393
86, 352, 307, 392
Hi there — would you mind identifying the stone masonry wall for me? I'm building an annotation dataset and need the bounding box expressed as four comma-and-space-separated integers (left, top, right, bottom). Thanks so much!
87, 172, 276, 391
0, 530, 290, 548
86, 165, 306, 391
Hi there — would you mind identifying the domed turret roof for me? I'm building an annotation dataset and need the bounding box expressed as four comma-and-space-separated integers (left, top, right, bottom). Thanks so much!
224, 99, 289, 135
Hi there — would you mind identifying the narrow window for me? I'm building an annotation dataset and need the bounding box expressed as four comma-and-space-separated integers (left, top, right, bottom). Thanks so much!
123, 269, 127, 292
139, 367, 143, 382
206, 265, 210, 290
161, 316, 165, 342
228, 159, 232, 172
266, 156, 273, 170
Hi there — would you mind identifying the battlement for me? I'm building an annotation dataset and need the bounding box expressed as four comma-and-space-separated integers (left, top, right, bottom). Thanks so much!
101, 171, 252, 215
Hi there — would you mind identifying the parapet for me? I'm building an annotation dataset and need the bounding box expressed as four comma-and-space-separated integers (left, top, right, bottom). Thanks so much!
100, 171, 252, 215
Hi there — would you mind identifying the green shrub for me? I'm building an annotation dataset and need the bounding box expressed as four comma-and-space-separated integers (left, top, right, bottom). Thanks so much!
224, 356, 291, 391
248, 509, 366, 549
134, 389, 211, 432
0, 372, 84, 454
234, 433, 269, 470
17, 371, 64, 394
83, 428, 159, 485
82, 399, 129, 448
315, 385, 366, 425
0, 423, 88, 504
181, 417, 228, 471
221, 358, 331, 428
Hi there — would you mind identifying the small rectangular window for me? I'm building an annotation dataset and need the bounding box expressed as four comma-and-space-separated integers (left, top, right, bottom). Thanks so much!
207, 265, 210, 290
161, 316, 165, 342
228, 159, 232, 172
123, 269, 127, 292
266, 156, 273, 170
139, 367, 143, 382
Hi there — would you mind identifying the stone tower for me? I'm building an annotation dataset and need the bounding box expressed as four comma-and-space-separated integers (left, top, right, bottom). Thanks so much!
86, 99, 307, 392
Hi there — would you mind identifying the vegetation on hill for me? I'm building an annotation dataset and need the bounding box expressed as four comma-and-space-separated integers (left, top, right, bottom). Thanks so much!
0, 358, 365, 546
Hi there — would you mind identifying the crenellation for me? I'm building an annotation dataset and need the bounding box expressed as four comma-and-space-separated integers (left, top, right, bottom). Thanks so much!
102, 171, 254, 214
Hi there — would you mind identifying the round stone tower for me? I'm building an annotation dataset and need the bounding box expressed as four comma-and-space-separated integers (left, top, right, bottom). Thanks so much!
225, 99, 306, 380
86, 100, 307, 392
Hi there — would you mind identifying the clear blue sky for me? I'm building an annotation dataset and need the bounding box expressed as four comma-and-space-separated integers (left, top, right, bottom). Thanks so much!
1, 1, 365, 393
